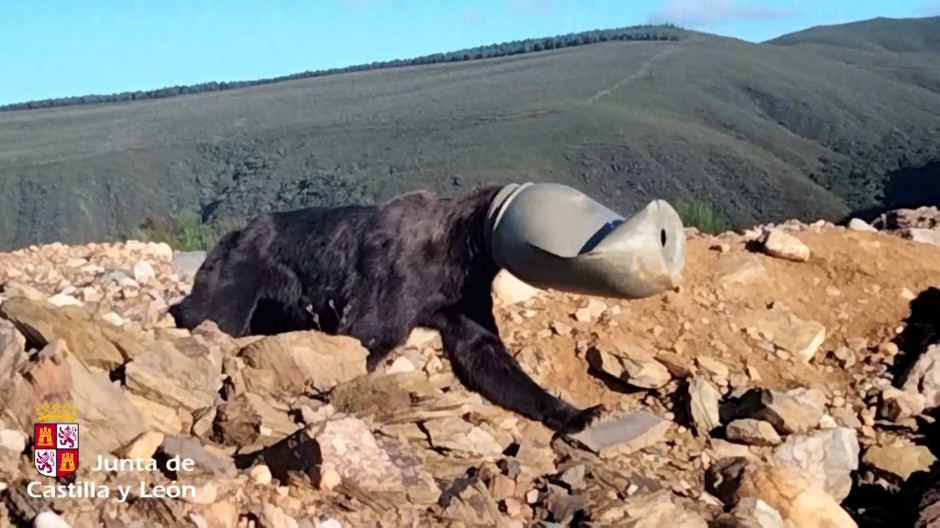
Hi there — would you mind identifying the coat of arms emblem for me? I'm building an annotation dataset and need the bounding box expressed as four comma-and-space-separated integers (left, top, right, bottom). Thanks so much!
33, 401, 79, 478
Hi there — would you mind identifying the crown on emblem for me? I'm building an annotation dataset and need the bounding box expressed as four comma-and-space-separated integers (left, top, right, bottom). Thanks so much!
34, 401, 77, 422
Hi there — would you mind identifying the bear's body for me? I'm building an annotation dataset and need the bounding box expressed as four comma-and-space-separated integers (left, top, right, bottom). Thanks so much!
169, 185, 603, 433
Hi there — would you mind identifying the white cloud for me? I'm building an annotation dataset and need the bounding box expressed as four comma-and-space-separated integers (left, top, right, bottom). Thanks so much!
649, 0, 799, 26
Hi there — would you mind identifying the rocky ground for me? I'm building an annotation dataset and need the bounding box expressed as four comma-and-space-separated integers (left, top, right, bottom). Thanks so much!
1, 206, 939, 528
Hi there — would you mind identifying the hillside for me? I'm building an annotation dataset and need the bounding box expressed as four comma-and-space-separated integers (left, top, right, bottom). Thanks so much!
1, 212, 939, 527
0, 18, 939, 251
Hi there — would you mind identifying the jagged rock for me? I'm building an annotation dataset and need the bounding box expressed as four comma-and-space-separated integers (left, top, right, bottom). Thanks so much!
160, 435, 237, 481
721, 387, 823, 435
422, 416, 505, 457
706, 458, 857, 528
696, 356, 730, 381
125, 340, 220, 412
116, 431, 164, 460
132, 260, 155, 284
491, 270, 541, 305
439, 479, 501, 525
574, 298, 607, 322
621, 490, 709, 528
730, 497, 784, 528
239, 330, 368, 394
198, 501, 238, 528
571, 410, 671, 458
586, 346, 671, 389
315, 416, 408, 495
33, 511, 72, 528
126, 392, 184, 434
211, 393, 298, 447
745, 302, 826, 362
261, 504, 298, 528
770, 427, 859, 501
761, 229, 810, 262
847, 218, 878, 232
688, 378, 722, 436
726, 419, 781, 446
716, 253, 766, 285
901, 344, 940, 409
902, 228, 940, 248
6, 339, 146, 459
0, 296, 128, 369
878, 387, 926, 421
862, 443, 936, 481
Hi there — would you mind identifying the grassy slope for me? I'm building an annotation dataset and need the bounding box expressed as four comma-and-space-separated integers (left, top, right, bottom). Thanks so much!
0, 19, 939, 250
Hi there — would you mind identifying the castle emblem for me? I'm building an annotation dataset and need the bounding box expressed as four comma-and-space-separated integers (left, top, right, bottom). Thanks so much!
33, 401, 79, 478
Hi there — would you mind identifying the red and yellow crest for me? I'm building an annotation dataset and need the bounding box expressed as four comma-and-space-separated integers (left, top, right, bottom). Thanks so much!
33, 401, 79, 478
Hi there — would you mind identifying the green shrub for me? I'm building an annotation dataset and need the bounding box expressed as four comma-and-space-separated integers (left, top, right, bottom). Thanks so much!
132, 213, 228, 251
676, 199, 728, 234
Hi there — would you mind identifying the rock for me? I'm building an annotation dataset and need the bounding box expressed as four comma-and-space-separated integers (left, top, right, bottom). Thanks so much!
125, 340, 221, 412
251, 464, 273, 485
386, 356, 415, 374
33, 511, 72, 528
239, 330, 368, 394
878, 387, 926, 421
748, 302, 826, 362
847, 218, 878, 232
696, 356, 730, 381
721, 387, 823, 435
126, 392, 184, 434
261, 504, 298, 528
47, 293, 81, 308
212, 393, 299, 447
422, 416, 505, 457
439, 479, 501, 525
172, 251, 207, 277
200, 501, 238, 528
771, 427, 860, 501
862, 443, 936, 481
687, 378, 722, 436
491, 270, 541, 305
901, 344, 940, 409
319, 464, 341, 490
726, 419, 781, 446
132, 260, 155, 283
902, 228, 940, 248
571, 410, 671, 458
621, 490, 709, 528
6, 339, 147, 459
315, 416, 406, 494
586, 346, 671, 389
716, 253, 766, 285
0, 296, 128, 369
761, 229, 810, 262
160, 435, 237, 480
574, 299, 607, 322
832, 346, 856, 368
730, 497, 784, 528
706, 458, 857, 528
830, 408, 862, 429
116, 431, 164, 460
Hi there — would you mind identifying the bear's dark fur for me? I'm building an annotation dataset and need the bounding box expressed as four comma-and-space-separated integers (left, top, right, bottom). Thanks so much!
169, 185, 604, 433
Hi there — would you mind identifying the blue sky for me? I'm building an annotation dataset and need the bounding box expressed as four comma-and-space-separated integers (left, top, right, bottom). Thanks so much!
1, 0, 938, 105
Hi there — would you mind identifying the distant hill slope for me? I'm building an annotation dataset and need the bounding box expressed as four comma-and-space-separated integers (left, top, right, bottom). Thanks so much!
0, 18, 938, 251
767, 16, 940, 52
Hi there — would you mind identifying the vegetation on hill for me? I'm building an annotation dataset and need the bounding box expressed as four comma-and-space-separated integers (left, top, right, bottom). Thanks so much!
0, 18, 938, 252
0, 24, 686, 112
